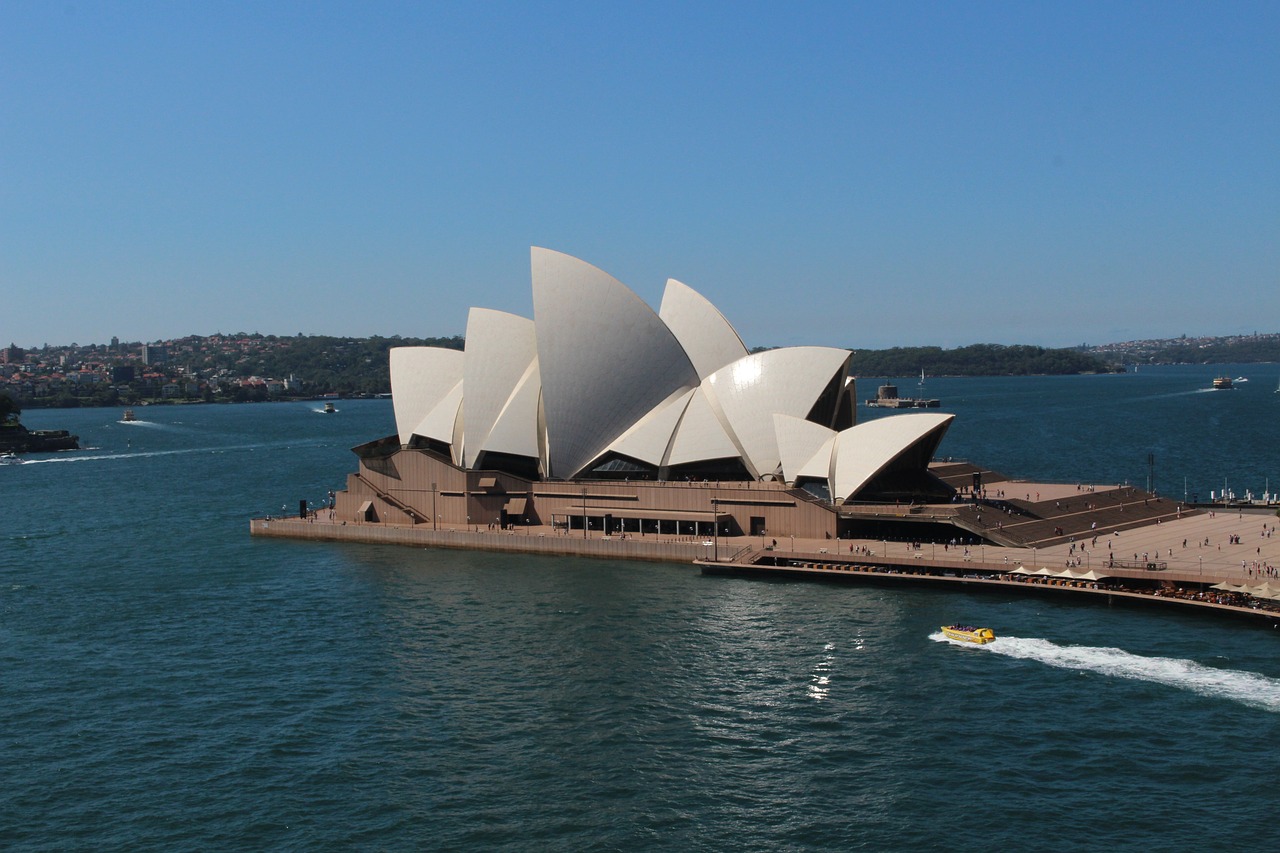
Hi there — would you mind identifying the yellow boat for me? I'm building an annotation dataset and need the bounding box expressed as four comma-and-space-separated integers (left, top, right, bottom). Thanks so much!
941, 625, 996, 644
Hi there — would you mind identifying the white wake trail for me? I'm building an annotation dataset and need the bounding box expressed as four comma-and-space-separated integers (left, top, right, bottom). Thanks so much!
932, 632, 1280, 712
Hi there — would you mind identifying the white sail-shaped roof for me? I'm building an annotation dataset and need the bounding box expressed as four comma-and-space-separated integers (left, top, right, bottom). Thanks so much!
830, 413, 954, 502
480, 360, 542, 462
773, 414, 837, 485
412, 380, 465, 462
658, 278, 749, 380
666, 385, 743, 468
390, 347, 465, 446
531, 247, 700, 479
462, 308, 537, 468
705, 347, 852, 478
606, 387, 695, 466
797, 434, 838, 482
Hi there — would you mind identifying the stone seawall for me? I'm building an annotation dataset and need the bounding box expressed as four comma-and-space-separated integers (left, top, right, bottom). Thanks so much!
250, 517, 716, 564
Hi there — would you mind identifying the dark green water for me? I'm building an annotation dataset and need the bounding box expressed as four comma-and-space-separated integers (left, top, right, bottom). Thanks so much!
4, 368, 1280, 851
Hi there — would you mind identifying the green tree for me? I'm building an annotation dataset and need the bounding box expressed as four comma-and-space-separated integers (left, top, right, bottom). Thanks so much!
0, 391, 19, 424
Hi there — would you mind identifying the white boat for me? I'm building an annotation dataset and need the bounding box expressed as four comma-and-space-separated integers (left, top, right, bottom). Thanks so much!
1234, 376, 1248, 383
0, 452, 23, 465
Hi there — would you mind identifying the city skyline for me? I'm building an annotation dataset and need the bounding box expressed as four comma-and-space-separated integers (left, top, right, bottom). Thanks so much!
3, 2, 1276, 350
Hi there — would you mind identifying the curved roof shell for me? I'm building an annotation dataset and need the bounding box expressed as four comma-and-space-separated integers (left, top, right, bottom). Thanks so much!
531, 247, 700, 479
772, 413, 837, 485
462, 308, 538, 468
830, 412, 954, 502
390, 347, 465, 446
705, 346, 853, 478
480, 360, 542, 463
606, 387, 696, 467
658, 278, 748, 380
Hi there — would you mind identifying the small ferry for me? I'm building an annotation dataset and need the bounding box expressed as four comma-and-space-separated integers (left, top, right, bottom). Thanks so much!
941, 625, 996, 644
121, 409, 137, 422
1212, 376, 1233, 390
323, 401, 337, 414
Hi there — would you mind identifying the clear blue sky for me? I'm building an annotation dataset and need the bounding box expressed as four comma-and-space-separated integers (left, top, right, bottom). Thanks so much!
3, 1, 1276, 350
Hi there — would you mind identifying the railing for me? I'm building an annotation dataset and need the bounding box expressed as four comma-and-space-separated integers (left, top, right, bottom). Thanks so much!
353, 473, 424, 523
1103, 558, 1169, 571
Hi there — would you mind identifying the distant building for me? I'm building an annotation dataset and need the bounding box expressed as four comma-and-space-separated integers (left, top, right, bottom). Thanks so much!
1, 344, 22, 365
142, 344, 169, 365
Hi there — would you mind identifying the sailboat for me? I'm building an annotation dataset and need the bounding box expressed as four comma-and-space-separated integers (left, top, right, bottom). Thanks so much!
918, 368, 926, 387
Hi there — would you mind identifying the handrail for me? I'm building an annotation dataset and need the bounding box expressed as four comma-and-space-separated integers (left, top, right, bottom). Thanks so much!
354, 473, 424, 523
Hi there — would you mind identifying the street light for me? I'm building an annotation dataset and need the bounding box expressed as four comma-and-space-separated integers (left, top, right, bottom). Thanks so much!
431, 482, 437, 531
582, 487, 588, 540
712, 495, 719, 561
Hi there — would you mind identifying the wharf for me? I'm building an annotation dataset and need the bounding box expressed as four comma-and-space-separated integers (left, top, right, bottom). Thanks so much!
252, 500, 1280, 625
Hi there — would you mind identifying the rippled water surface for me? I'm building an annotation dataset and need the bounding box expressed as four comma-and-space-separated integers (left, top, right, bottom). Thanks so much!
5, 371, 1280, 851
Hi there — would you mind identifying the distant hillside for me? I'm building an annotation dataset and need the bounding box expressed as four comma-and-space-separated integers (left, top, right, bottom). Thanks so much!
1088, 332, 1280, 365
846, 344, 1118, 377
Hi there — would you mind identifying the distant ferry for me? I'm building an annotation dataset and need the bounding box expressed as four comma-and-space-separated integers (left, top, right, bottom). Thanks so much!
1212, 376, 1233, 390
121, 409, 137, 422
941, 625, 996, 644
323, 401, 337, 414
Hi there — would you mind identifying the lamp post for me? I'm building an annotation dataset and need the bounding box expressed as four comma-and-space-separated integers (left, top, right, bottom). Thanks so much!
431, 482, 437, 531
582, 487, 588, 540
712, 495, 719, 561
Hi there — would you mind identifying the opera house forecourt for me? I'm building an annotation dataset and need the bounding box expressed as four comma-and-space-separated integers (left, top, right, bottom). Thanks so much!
252, 248, 1280, 623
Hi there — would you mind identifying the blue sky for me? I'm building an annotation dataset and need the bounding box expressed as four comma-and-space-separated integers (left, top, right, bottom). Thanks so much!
3, 1, 1276, 350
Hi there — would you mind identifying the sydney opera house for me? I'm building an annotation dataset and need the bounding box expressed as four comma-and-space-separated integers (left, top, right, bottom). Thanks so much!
332, 248, 958, 542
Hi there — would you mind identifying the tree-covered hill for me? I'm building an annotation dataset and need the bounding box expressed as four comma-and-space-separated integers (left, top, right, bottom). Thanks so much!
239, 334, 464, 395
847, 344, 1118, 377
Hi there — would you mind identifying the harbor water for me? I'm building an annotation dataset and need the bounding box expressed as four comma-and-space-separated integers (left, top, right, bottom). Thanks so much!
4, 365, 1280, 851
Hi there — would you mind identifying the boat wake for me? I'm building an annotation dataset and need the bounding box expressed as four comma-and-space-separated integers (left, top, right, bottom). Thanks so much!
18, 439, 329, 465
931, 632, 1280, 712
